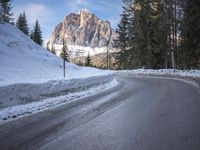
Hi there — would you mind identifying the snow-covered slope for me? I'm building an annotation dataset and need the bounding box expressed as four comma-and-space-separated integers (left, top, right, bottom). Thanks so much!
0, 23, 110, 86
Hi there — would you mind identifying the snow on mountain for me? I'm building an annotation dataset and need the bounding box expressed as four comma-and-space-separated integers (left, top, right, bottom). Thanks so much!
0, 23, 111, 86
53, 44, 110, 57
47, 9, 117, 58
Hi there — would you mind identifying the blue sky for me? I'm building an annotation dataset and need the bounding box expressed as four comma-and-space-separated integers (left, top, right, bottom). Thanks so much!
13, 0, 123, 43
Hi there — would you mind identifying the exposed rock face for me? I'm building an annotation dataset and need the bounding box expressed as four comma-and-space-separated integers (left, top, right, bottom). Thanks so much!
47, 9, 116, 48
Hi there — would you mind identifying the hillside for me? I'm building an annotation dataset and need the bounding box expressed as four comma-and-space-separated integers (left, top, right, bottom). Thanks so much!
0, 23, 110, 86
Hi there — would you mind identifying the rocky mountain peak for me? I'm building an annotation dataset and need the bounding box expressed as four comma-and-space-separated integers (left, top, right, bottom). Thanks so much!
47, 9, 116, 48
78, 9, 91, 14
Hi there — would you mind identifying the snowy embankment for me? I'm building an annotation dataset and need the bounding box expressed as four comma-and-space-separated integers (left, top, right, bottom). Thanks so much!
117, 69, 200, 87
0, 74, 114, 108
0, 78, 118, 124
0, 23, 112, 87
118, 69, 200, 78
0, 24, 118, 123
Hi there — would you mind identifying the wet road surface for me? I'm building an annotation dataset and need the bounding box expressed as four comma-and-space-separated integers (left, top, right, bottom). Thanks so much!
0, 76, 200, 150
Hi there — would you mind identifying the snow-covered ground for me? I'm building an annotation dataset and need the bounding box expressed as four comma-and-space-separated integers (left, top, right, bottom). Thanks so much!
0, 79, 118, 124
0, 74, 115, 108
52, 44, 111, 58
0, 23, 112, 87
117, 69, 200, 88
0, 23, 118, 122
118, 69, 200, 78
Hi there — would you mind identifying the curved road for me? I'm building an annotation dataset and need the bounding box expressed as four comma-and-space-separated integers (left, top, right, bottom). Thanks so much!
0, 76, 200, 150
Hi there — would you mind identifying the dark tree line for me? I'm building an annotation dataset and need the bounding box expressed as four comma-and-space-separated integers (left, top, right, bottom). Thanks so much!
114, 0, 200, 69
180, 0, 200, 69
46, 44, 56, 54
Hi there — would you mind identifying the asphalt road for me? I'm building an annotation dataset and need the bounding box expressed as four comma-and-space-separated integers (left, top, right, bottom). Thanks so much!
0, 76, 200, 150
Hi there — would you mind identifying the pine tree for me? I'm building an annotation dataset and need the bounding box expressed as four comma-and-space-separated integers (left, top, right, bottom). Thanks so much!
147, 0, 168, 68
116, 0, 185, 69
0, 0, 14, 24
60, 39, 69, 77
78, 60, 83, 66
30, 20, 43, 46
60, 39, 69, 61
46, 44, 50, 51
180, 0, 200, 69
16, 12, 29, 35
125, 0, 137, 68
114, 0, 200, 69
85, 52, 92, 66
51, 44, 56, 54
113, 9, 130, 69
130, 0, 154, 68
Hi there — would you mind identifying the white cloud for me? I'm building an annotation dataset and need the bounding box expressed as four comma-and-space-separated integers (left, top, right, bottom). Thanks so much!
13, 3, 54, 26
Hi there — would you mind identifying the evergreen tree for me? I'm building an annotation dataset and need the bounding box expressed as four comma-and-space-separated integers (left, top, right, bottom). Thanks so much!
110, 0, 196, 69
60, 39, 69, 61
16, 12, 29, 35
180, 0, 200, 69
78, 60, 83, 66
46, 44, 50, 51
51, 44, 56, 54
115, 0, 186, 69
0, 0, 14, 23
113, 8, 130, 69
130, 0, 154, 68
147, 0, 168, 68
60, 39, 69, 78
85, 52, 92, 66
126, 0, 137, 68
30, 20, 43, 46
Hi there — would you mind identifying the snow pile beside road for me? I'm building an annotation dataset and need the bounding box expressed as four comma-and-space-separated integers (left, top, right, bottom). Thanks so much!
118, 69, 200, 78
0, 74, 114, 108
0, 79, 118, 124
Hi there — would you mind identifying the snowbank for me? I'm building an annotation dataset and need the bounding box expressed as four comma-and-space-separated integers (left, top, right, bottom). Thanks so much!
0, 79, 118, 124
0, 23, 111, 86
117, 69, 200, 87
0, 74, 114, 108
117, 69, 200, 78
